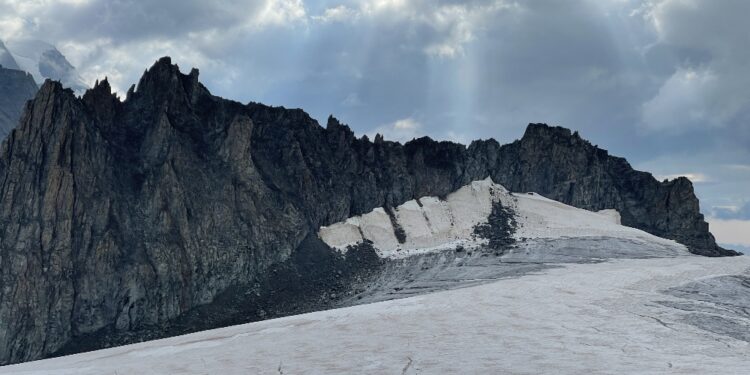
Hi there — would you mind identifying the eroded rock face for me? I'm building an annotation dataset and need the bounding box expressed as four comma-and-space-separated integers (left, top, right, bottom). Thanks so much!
491, 124, 735, 257
0, 57, 733, 364
0, 66, 38, 138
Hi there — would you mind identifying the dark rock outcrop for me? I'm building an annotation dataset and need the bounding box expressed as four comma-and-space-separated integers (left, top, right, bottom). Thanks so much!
0, 65, 38, 138
0, 57, 733, 365
472, 200, 517, 254
490, 124, 736, 257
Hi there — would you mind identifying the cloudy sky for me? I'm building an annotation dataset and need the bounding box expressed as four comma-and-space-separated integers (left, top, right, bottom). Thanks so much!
1, 0, 748, 249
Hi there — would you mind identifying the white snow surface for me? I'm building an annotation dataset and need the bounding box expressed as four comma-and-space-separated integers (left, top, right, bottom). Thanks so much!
513, 190, 673, 245
4, 255, 749, 374
319, 178, 688, 258
4, 39, 88, 94
319, 179, 502, 258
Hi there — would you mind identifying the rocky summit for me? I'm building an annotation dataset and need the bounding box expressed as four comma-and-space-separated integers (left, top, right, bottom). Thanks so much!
0, 57, 737, 365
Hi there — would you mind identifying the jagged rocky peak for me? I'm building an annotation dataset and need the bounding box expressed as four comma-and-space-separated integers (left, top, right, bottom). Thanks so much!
82, 77, 114, 103
325, 115, 353, 135
132, 57, 204, 104
325, 115, 355, 148
524, 122, 576, 138
90, 77, 113, 93
0, 56, 737, 366
326, 115, 346, 130
1, 78, 79, 157
81, 77, 122, 125
31, 79, 78, 109
519, 123, 602, 155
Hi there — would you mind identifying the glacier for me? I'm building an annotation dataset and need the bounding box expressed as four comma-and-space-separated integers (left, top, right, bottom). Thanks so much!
2, 257, 748, 374
1, 180, 747, 374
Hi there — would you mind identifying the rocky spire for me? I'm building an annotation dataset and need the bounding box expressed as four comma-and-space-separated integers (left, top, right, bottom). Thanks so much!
81, 77, 121, 126
132, 57, 206, 107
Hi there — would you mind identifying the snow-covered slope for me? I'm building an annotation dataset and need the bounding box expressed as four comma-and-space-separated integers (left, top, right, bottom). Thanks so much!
3, 255, 748, 374
320, 179, 509, 258
4, 39, 88, 94
319, 178, 688, 259
317, 179, 690, 306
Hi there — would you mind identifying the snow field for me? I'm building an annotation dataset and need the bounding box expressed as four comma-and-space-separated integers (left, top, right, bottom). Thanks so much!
320, 178, 689, 258
4, 255, 749, 374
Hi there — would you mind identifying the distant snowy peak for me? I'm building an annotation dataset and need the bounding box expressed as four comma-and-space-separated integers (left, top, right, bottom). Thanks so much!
319, 178, 689, 259
5, 39, 88, 94
0, 40, 20, 70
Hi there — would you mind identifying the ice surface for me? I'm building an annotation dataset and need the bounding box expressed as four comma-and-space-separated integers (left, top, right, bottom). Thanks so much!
5, 256, 749, 374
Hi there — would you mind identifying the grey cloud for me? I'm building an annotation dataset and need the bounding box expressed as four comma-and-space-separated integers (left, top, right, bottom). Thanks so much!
638, 0, 750, 139
712, 203, 750, 221
0, 0, 747, 243
0, 1, 269, 42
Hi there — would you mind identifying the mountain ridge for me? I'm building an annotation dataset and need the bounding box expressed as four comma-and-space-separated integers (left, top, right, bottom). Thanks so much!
0, 65, 38, 138
0, 41, 20, 70
0, 57, 737, 365
4, 39, 88, 95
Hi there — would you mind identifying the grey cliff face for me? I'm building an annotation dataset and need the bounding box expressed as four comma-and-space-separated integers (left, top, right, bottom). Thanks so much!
0, 57, 735, 365
490, 124, 734, 257
0, 66, 38, 138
